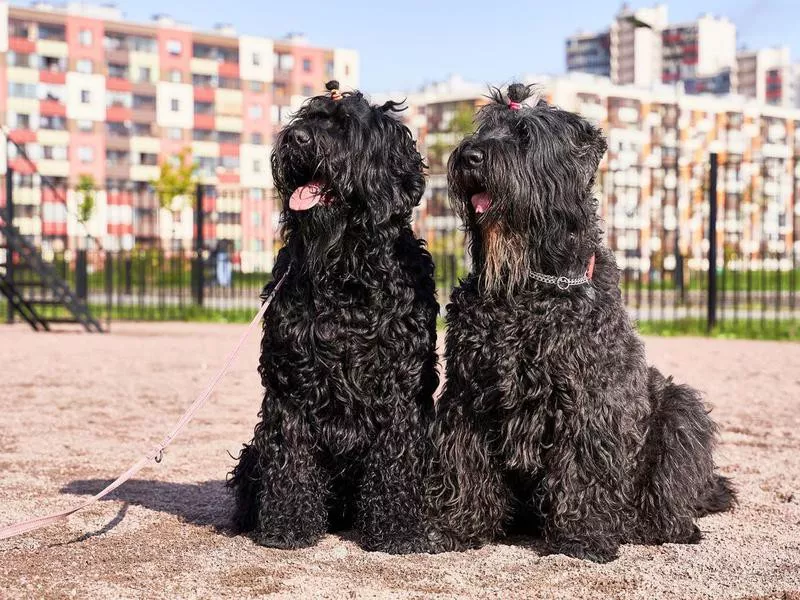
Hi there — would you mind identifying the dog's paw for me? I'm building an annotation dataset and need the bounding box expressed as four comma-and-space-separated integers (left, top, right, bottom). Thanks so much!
252, 531, 319, 550
551, 540, 619, 563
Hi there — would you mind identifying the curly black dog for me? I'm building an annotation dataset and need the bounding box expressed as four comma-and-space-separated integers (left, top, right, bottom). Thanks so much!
428, 83, 735, 562
228, 81, 440, 554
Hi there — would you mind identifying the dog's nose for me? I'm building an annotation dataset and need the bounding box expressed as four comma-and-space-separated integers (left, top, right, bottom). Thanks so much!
289, 128, 312, 146
462, 147, 484, 167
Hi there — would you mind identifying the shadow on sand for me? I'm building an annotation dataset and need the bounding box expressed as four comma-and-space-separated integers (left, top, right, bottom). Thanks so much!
60, 479, 233, 534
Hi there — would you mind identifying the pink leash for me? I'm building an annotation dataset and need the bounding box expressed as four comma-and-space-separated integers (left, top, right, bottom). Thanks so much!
0, 272, 288, 541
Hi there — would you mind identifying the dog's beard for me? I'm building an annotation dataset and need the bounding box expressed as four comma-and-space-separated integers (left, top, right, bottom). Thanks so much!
480, 223, 530, 297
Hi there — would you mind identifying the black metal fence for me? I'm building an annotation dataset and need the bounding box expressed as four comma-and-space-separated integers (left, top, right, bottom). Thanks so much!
2, 153, 799, 338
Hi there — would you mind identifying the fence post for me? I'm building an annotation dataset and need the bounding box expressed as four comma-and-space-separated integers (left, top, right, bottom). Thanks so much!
192, 183, 205, 306
707, 152, 718, 332
5, 167, 14, 324
104, 251, 113, 332
76, 249, 88, 300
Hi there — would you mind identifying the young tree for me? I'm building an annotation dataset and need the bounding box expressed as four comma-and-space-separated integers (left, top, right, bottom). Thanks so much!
75, 174, 96, 248
427, 105, 475, 173
152, 148, 198, 249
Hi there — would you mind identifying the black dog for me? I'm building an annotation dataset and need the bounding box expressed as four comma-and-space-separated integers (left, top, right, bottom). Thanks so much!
428, 83, 735, 562
228, 81, 439, 554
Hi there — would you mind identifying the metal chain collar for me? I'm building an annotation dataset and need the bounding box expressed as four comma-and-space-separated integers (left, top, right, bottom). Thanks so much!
529, 270, 592, 290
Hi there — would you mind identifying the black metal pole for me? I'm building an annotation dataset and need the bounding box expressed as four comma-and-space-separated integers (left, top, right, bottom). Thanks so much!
193, 183, 205, 306
5, 167, 14, 324
707, 153, 719, 332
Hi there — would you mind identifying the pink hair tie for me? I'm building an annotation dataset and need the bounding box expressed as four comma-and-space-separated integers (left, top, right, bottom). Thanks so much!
508, 101, 521, 110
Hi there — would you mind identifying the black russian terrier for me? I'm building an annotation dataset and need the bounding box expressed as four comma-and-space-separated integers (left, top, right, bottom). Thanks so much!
428, 83, 735, 562
228, 81, 440, 554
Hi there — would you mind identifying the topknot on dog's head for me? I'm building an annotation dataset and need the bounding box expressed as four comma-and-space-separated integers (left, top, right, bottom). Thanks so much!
506, 83, 534, 105
325, 80, 340, 92
486, 83, 542, 111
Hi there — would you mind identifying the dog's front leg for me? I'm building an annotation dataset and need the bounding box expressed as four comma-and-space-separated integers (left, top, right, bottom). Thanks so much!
355, 418, 433, 554
246, 404, 329, 549
540, 394, 635, 563
427, 406, 509, 551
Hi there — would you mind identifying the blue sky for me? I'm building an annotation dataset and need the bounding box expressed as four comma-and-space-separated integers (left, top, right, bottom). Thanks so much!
14, 0, 797, 92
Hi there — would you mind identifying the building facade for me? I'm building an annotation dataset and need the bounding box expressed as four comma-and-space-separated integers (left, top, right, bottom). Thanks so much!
567, 6, 800, 107
396, 74, 800, 273
0, 1, 359, 271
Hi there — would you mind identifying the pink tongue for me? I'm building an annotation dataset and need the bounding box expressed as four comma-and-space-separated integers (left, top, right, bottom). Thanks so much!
289, 182, 325, 211
471, 192, 492, 213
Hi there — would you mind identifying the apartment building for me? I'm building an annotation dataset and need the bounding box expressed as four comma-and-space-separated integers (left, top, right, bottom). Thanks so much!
661, 14, 736, 93
397, 74, 800, 272
0, 1, 359, 271
568, 6, 753, 99
737, 47, 792, 107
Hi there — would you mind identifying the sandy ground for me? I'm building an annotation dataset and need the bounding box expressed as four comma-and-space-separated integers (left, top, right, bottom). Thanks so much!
0, 322, 799, 600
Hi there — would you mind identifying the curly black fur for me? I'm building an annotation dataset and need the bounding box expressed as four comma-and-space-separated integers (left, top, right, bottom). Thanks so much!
428, 83, 736, 562
228, 82, 440, 554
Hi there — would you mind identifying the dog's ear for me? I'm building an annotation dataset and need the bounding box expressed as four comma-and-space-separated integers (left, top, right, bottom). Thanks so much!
575, 118, 607, 182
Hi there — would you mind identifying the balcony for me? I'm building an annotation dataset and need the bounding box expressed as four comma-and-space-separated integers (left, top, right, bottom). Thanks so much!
39, 99, 67, 117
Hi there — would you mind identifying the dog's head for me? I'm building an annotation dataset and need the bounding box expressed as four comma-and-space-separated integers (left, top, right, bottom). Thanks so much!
273, 81, 424, 246
448, 83, 607, 295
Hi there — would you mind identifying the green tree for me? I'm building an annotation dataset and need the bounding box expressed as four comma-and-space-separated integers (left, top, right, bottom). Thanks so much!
75, 174, 96, 246
427, 105, 476, 172
152, 148, 198, 249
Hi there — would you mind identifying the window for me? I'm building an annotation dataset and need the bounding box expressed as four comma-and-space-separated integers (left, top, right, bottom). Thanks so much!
344, 64, 350, 76
166, 127, 183, 140
248, 104, 263, 119
133, 122, 153, 136
326, 61, 334, 77
167, 39, 182, 55
194, 101, 214, 114
77, 120, 94, 132
302, 85, 313, 97
137, 152, 158, 166
39, 83, 66, 102
40, 115, 68, 130
273, 82, 287, 97
76, 59, 93, 74
11, 113, 31, 129
40, 55, 66, 72
249, 80, 264, 92
8, 82, 37, 98
192, 73, 216, 88
108, 63, 128, 79
38, 24, 66, 41
251, 132, 263, 145
78, 146, 94, 163
253, 159, 262, 173
136, 67, 152, 83
193, 129, 215, 142
302, 58, 312, 73
169, 69, 182, 83
171, 98, 180, 112
107, 121, 131, 136
79, 29, 93, 46
107, 91, 132, 108
252, 212, 260, 226
132, 94, 155, 109
220, 156, 239, 170
218, 131, 241, 144
81, 90, 91, 104
250, 188, 264, 201
7, 51, 35, 68
42, 145, 67, 160
275, 53, 294, 71
252, 52, 261, 66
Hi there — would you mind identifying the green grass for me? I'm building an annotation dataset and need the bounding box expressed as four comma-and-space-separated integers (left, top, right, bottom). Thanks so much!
637, 318, 800, 341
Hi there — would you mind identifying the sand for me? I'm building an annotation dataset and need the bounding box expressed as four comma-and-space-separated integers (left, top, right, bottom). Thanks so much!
0, 322, 798, 599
